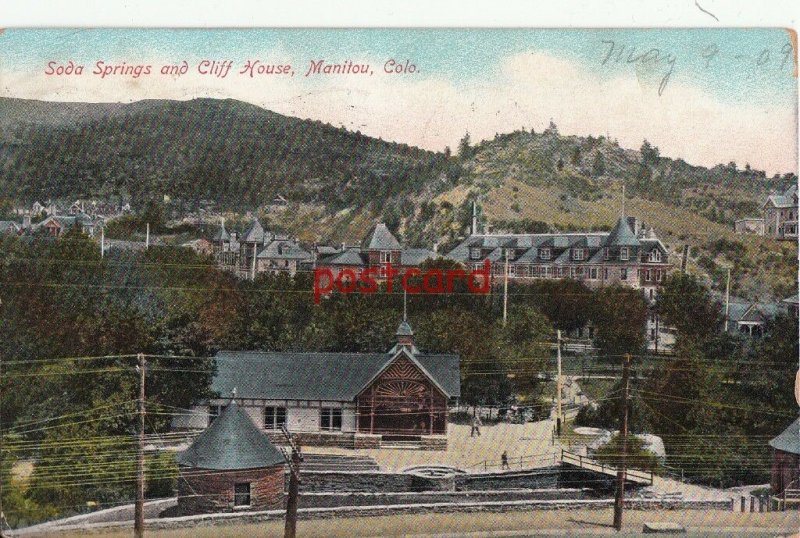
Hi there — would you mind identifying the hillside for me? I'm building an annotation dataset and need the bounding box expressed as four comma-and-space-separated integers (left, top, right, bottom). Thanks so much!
0, 99, 795, 300
422, 128, 797, 301
0, 97, 449, 214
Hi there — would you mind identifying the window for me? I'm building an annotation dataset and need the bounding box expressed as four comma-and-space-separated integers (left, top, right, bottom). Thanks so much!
234, 483, 251, 507
620, 268, 628, 280
208, 405, 224, 425
572, 248, 585, 261
604, 248, 610, 261
508, 264, 516, 276
540, 248, 551, 260
656, 270, 662, 281
505, 248, 515, 259
620, 247, 630, 261
470, 248, 481, 260
264, 406, 287, 430
645, 269, 651, 281
649, 249, 662, 262
380, 251, 391, 264
542, 266, 551, 278
649, 289, 655, 300
321, 408, 342, 431
590, 267, 598, 280
603, 268, 609, 280
575, 266, 584, 278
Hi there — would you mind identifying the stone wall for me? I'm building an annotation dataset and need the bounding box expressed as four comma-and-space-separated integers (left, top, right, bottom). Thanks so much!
299, 488, 587, 508
298, 471, 414, 493
419, 435, 447, 451
177, 466, 285, 514
455, 468, 560, 491
353, 433, 381, 449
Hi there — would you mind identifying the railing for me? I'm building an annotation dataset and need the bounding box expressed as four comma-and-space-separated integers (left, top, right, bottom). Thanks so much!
561, 449, 653, 485
466, 452, 559, 472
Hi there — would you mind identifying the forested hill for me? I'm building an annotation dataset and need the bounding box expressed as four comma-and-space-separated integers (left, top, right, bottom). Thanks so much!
0, 97, 448, 211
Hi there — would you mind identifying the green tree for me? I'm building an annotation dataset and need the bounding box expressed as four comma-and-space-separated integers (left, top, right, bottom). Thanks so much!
592, 152, 606, 177
591, 286, 648, 357
656, 273, 722, 340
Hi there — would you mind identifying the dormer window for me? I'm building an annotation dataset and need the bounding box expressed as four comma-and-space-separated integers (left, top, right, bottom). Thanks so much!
380, 251, 391, 264
470, 247, 482, 260
540, 248, 551, 260
604, 247, 610, 261
505, 248, 515, 259
620, 247, 630, 261
572, 248, 585, 261
648, 249, 661, 263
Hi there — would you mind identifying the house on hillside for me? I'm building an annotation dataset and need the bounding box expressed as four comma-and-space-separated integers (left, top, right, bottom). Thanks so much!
734, 218, 765, 236
763, 184, 798, 240
770, 417, 800, 497
173, 321, 460, 450
34, 213, 103, 238
175, 398, 286, 514
0, 221, 20, 235
724, 299, 780, 338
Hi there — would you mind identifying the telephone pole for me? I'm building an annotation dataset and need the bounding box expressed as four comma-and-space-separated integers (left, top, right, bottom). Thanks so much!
612, 353, 632, 531
135, 353, 146, 538
724, 268, 731, 332
556, 330, 562, 436
502, 250, 509, 326
281, 425, 302, 538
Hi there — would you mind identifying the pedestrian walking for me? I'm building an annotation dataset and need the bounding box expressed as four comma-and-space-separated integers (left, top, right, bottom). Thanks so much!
501, 450, 509, 470
471, 414, 482, 437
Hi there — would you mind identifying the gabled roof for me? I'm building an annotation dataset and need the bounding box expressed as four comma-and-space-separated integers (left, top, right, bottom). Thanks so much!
605, 217, 640, 247
212, 350, 460, 401
0, 221, 20, 234
764, 184, 799, 209
319, 248, 366, 266
400, 248, 437, 266
258, 240, 312, 260
782, 294, 799, 305
770, 417, 800, 455
176, 400, 285, 470
366, 223, 402, 250
241, 219, 266, 243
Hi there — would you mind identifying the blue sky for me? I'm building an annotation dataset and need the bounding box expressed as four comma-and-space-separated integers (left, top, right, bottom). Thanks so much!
1, 28, 796, 172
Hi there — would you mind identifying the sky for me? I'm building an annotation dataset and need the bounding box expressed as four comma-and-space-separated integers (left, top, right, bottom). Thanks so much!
1, 28, 797, 174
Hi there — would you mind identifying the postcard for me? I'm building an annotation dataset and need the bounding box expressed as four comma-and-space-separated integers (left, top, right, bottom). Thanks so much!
0, 26, 797, 537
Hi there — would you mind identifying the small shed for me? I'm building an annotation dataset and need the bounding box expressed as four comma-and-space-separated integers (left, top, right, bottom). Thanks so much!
176, 399, 286, 513
770, 417, 800, 495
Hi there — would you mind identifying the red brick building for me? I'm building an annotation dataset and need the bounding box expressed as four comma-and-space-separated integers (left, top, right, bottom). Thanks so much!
176, 399, 286, 514
770, 417, 800, 496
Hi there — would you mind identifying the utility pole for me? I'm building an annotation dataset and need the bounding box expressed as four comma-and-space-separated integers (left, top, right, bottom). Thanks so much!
280, 425, 302, 538
612, 353, 632, 531
100, 226, 105, 258
135, 353, 146, 538
145, 223, 150, 250
556, 330, 562, 436
724, 268, 731, 332
502, 250, 509, 326
251, 243, 257, 281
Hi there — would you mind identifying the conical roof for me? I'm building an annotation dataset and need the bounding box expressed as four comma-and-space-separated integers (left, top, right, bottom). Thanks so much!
213, 221, 231, 242
366, 223, 401, 250
242, 219, 266, 243
396, 320, 414, 337
176, 400, 285, 470
769, 417, 800, 455
605, 217, 640, 247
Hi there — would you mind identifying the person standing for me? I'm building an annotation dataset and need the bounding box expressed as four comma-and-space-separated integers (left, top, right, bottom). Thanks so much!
501, 450, 509, 470
471, 414, 482, 437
